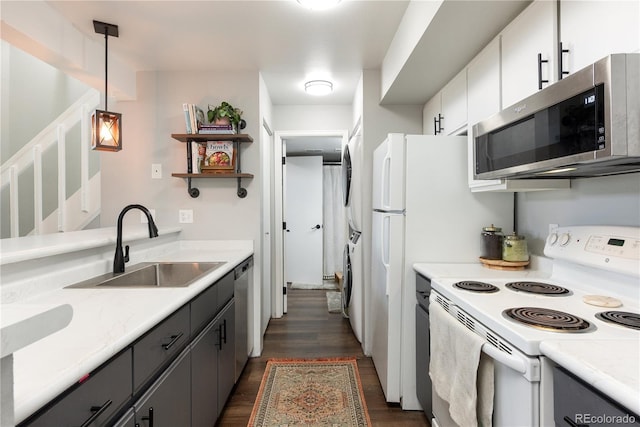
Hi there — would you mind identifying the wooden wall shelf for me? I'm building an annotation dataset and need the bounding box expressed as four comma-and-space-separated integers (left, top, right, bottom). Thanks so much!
171, 133, 253, 198
171, 173, 254, 179
171, 133, 253, 143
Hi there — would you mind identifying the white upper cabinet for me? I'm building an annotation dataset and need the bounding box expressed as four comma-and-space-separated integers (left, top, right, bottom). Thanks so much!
441, 68, 468, 136
467, 37, 501, 127
501, 0, 557, 109
422, 69, 467, 136
467, 37, 504, 189
423, 93, 441, 136
560, 0, 640, 75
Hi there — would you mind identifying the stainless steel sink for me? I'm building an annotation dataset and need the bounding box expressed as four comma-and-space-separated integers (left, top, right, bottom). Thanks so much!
65, 262, 226, 289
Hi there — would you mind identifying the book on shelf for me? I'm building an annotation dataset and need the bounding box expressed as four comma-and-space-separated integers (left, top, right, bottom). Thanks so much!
201, 141, 235, 172
198, 123, 235, 135
199, 130, 236, 135
182, 103, 192, 134
182, 103, 205, 134
191, 141, 206, 173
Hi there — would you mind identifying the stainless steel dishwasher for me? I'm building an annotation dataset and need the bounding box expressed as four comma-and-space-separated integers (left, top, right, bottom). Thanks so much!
234, 256, 253, 382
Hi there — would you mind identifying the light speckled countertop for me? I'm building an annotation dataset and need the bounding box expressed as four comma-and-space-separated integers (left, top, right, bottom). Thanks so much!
539, 339, 640, 415
1, 229, 253, 424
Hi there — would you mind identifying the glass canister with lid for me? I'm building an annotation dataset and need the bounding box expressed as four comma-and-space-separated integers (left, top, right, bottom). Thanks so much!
481, 225, 504, 260
502, 232, 529, 262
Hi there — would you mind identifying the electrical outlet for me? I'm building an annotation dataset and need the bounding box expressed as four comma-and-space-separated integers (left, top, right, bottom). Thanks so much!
549, 223, 559, 234
140, 209, 156, 224
179, 209, 193, 224
152, 163, 162, 179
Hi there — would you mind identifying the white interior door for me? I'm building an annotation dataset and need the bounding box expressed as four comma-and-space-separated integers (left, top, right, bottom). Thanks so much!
285, 156, 323, 285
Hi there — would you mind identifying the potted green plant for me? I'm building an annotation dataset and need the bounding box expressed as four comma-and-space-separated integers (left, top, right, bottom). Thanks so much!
207, 101, 246, 131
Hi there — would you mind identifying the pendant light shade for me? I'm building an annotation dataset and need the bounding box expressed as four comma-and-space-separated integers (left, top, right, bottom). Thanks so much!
92, 110, 122, 151
92, 20, 122, 152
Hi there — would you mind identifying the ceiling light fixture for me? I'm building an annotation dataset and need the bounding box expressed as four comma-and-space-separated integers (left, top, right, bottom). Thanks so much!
91, 20, 122, 152
296, 0, 342, 10
305, 80, 333, 96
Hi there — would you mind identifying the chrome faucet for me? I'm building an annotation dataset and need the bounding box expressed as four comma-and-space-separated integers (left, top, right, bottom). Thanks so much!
113, 204, 159, 274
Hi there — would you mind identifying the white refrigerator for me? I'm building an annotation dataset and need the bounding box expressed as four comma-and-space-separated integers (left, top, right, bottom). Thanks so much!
369, 133, 514, 409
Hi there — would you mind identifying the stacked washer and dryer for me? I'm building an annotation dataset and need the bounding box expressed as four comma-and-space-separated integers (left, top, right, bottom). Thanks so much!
342, 130, 364, 346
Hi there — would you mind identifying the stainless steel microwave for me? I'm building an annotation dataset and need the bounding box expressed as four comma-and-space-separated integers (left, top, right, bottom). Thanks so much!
473, 53, 640, 179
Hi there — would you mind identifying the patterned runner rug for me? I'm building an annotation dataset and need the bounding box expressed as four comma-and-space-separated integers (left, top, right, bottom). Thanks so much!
248, 358, 371, 427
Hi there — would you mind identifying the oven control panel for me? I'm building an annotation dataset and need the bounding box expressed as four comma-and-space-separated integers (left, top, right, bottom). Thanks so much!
545, 225, 640, 276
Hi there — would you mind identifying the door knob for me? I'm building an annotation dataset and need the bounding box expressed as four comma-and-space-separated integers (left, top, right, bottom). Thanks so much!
312, 224, 321, 230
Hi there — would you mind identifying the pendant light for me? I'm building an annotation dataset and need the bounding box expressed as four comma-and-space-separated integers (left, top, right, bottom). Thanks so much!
91, 20, 122, 152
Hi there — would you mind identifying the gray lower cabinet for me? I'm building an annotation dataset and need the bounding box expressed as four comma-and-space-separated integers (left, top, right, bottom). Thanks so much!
553, 366, 640, 427
234, 257, 252, 382
20, 265, 242, 427
19, 348, 132, 427
190, 298, 237, 427
216, 299, 236, 416
134, 348, 191, 427
190, 314, 220, 427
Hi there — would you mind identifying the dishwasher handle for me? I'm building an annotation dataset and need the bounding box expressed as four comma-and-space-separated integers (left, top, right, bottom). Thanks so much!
234, 257, 253, 279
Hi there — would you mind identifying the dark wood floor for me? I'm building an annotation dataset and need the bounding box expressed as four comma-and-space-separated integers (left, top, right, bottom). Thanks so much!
217, 286, 430, 426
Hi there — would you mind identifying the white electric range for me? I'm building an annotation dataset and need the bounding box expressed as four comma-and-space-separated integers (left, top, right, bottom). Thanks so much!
414, 225, 640, 427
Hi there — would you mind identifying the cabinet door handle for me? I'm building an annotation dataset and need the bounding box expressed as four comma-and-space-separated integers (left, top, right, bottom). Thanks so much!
162, 332, 184, 350
537, 53, 549, 90
141, 407, 154, 427
558, 42, 570, 80
79, 399, 112, 427
216, 324, 223, 349
222, 319, 227, 344
433, 116, 438, 134
437, 113, 443, 134
563, 416, 588, 427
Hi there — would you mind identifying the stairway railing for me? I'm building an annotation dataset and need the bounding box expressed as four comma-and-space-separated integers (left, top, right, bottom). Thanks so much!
1, 89, 101, 237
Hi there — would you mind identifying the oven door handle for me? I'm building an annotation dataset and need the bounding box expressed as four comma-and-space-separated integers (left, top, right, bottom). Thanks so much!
482, 343, 540, 381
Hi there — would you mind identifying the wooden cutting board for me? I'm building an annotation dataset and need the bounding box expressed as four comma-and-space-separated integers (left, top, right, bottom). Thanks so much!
479, 257, 529, 270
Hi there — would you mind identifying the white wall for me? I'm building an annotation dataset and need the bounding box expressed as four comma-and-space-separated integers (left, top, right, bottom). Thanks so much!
517, 173, 640, 255
100, 70, 261, 242
273, 104, 352, 131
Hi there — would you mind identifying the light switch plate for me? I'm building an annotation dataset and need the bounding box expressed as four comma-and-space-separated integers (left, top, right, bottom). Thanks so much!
152, 163, 162, 179
179, 209, 193, 223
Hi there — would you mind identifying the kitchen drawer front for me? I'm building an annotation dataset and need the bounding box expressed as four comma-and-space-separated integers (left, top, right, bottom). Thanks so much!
133, 304, 189, 393
554, 366, 640, 426
191, 280, 218, 336
20, 348, 132, 427
216, 271, 234, 312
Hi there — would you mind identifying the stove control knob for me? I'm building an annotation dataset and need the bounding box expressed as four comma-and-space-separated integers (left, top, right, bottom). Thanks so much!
559, 233, 571, 246
547, 233, 558, 246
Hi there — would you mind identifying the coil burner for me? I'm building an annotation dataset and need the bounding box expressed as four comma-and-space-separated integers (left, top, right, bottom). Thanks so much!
595, 311, 640, 330
453, 281, 499, 293
505, 281, 570, 296
503, 307, 592, 332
